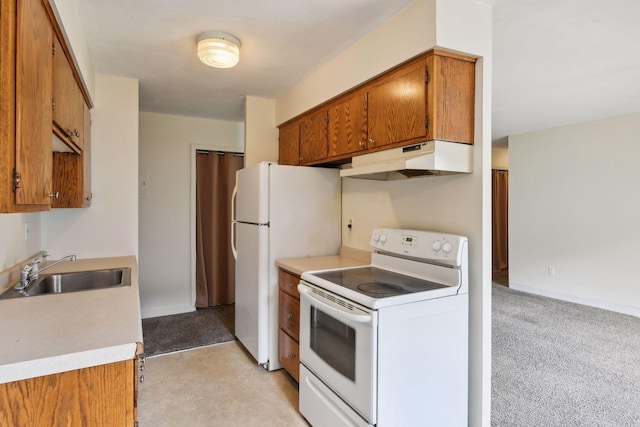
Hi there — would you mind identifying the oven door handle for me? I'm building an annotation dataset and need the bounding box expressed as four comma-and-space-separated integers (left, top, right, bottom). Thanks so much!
298, 285, 373, 324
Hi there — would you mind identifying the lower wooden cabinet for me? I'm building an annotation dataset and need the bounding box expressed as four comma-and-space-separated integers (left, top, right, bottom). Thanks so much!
0, 358, 138, 426
278, 268, 301, 382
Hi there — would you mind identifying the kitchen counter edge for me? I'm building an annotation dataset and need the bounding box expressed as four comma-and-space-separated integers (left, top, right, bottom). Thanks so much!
276, 246, 371, 276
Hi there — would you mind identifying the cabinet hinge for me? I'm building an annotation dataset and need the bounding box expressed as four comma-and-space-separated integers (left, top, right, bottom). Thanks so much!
13, 169, 21, 191
52, 98, 56, 110
52, 43, 55, 55
425, 70, 430, 84
425, 116, 430, 128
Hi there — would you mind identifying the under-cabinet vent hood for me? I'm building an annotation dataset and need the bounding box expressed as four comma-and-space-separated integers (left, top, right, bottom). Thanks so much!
340, 140, 473, 180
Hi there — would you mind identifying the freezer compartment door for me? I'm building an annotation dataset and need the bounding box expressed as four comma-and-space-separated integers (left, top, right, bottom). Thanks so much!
235, 163, 269, 224
234, 222, 270, 366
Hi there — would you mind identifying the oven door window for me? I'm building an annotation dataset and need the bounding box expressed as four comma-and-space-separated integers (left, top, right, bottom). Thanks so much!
310, 306, 356, 381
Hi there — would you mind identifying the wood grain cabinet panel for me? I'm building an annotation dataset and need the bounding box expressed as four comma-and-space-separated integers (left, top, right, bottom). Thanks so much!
299, 109, 328, 164
426, 53, 476, 144
279, 291, 300, 341
278, 121, 300, 166
278, 329, 300, 383
14, 0, 53, 207
278, 268, 301, 382
52, 34, 84, 152
367, 59, 427, 150
278, 269, 300, 299
0, 359, 136, 426
51, 104, 91, 208
329, 92, 368, 157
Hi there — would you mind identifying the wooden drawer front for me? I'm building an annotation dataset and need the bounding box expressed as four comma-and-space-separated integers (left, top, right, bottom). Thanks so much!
278, 329, 300, 382
279, 291, 300, 341
279, 269, 300, 299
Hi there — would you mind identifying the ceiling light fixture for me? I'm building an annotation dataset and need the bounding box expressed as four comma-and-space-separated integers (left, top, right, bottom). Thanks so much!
196, 32, 241, 68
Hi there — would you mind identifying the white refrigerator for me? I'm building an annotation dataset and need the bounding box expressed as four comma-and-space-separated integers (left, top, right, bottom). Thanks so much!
231, 162, 341, 371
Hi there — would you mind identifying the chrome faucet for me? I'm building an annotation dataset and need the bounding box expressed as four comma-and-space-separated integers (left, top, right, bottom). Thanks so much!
15, 254, 77, 290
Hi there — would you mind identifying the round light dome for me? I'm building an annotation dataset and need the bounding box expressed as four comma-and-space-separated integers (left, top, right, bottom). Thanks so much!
196, 32, 241, 68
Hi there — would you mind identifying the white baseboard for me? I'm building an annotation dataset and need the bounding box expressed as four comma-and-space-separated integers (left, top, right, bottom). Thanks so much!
141, 304, 195, 319
509, 283, 640, 318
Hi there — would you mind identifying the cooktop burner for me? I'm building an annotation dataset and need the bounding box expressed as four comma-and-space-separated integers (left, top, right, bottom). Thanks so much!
357, 282, 404, 296
313, 267, 448, 299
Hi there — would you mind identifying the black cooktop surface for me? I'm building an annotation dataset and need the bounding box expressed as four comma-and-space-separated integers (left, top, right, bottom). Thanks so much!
313, 267, 447, 299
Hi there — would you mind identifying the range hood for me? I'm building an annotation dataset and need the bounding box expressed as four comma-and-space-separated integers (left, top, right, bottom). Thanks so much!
340, 140, 473, 180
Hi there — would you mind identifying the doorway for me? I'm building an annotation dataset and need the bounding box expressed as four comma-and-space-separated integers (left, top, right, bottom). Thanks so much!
492, 169, 509, 286
191, 146, 244, 307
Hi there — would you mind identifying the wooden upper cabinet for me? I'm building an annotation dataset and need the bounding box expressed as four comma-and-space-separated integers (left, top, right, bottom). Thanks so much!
53, 34, 84, 152
299, 109, 329, 164
276, 49, 476, 168
329, 92, 368, 157
426, 53, 475, 144
367, 59, 427, 150
278, 121, 300, 166
15, 0, 54, 207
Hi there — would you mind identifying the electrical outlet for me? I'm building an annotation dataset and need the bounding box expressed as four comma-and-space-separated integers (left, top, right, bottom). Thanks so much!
548, 266, 555, 276
24, 221, 29, 241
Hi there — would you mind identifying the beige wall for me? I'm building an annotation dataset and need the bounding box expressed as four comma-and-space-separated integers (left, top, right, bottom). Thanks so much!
273, 0, 492, 424
509, 113, 640, 317
492, 146, 509, 169
138, 112, 244, 318
244, 97, 278, 167
0, 213, 42, 271
42, 74, 139, 259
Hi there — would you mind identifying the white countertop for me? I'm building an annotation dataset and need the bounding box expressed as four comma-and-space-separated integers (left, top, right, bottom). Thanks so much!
0, 256, 143, 384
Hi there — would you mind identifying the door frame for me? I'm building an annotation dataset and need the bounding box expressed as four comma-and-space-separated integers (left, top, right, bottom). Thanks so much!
189, 144, 244, 308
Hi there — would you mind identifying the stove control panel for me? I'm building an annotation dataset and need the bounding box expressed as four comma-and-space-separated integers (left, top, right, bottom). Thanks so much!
370, 228, 468, 266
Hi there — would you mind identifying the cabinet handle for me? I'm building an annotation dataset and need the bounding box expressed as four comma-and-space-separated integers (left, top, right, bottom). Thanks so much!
68, 129, 80, 138
286, 312, 293, 319
358, 141, 364, 147
286, 353, 296, 360
49, 192, 59, 199
288, 281, 294, 288
368, 138, 376, 145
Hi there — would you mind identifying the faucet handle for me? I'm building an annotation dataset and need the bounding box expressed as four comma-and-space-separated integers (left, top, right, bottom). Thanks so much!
31, 254, 50, 273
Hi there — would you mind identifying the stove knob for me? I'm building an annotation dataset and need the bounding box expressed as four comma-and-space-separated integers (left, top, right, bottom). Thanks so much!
442, 242, 453, 254
432, 241, 442, 252
380, 233, 388, 243
373, 232, 380, 242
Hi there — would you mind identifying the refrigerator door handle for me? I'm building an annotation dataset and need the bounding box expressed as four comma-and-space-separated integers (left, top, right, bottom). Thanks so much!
231, 182, 238, 260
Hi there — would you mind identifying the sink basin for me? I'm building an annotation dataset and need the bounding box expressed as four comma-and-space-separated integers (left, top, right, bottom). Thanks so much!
0, 268, 131, 299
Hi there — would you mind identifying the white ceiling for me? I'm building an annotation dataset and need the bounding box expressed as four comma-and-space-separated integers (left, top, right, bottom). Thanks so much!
77, 0, 640, 145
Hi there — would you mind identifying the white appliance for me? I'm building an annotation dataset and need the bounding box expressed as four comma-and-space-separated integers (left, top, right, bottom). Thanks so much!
231, 162, 341, 371
339, 140, 473, 180
298, 228, 469, 426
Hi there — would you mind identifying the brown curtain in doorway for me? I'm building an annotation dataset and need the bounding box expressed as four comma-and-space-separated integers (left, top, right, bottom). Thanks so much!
195, 151, 244, 307
492, 169, 509, 273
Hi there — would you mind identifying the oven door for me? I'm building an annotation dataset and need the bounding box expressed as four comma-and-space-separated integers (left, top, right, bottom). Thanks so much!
298, 281, 377, 424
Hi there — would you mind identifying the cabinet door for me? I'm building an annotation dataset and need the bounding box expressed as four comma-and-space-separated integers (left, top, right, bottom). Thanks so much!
329, 92, 368, 157
367, 59, 426, 149
299, 109, 328, 164
426, 54, 475, 144
279, 291, 300, 341
82, 103, 92, 206
15, 0, 53, 206
278, 329, 300, 382
278, 121, 300, 166
53, 34, 83, 151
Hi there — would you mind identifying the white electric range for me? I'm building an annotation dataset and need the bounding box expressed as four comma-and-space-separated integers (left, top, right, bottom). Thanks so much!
297, 228, 469, 427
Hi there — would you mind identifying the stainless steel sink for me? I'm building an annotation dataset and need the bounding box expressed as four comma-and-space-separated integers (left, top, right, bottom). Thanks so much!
0, 268, 131, 299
